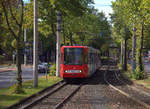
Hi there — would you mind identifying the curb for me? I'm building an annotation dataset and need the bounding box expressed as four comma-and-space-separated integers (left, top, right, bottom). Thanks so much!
0, 70, 13, 73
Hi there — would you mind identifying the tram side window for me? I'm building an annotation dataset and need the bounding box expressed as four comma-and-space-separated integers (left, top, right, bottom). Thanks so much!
88, 53, 91, 64
93, 53, 95, 64
61, 53, 63, 64
94, 53, 95, 63
91, 53, 93, 64
85, 52, 88, 64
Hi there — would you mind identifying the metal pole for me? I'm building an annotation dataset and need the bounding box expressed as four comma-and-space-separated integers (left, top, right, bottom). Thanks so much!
33, 0, 38, 87
56, 11, 61, 77
24, 28, 27, 66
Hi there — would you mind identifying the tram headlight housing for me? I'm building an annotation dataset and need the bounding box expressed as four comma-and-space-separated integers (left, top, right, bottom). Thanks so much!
64, 70, 82, 73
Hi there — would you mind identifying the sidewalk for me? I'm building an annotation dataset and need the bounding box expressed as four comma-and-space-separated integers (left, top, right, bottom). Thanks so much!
0, 65, 32, 73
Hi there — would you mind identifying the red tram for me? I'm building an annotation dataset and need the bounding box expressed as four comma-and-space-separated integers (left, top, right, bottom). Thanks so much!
60, 46, 101, 79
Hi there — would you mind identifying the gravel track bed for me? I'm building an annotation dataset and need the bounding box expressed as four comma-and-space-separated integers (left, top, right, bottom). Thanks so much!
116, 72, 150, 105
61, 65, 146, 109
106, 65, 149, 108
61, 69, 109, 109
105, 85, 147, 109
118, 71, 150, 95
29, 84, 80, 109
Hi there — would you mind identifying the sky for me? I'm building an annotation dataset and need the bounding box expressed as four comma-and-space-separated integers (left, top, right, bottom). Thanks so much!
24, 0, 29, 3
24, 0, 114, 18
94, 0, 115, 18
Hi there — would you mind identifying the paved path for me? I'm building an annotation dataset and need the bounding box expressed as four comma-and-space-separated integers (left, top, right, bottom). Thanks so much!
144, 61, 150, 77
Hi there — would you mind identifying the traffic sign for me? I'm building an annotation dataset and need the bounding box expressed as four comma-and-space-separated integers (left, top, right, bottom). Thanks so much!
100, 32, 103, 37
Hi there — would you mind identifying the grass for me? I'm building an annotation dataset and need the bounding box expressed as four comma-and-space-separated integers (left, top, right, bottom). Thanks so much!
123, 64, 150, 89
134, 78, 150, 89
101, 56, 108, 60
0, 75, 62, 109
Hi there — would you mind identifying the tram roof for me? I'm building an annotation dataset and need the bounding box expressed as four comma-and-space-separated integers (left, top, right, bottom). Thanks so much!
62, 46, 88, 48
61, 46, 100, 52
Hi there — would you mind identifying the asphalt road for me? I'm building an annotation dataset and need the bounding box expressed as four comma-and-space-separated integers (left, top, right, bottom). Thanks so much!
0, 68, 45, 89
144, 62, 150, 73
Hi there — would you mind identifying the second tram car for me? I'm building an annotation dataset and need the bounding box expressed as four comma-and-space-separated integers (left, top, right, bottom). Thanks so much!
60, 46, 101, 79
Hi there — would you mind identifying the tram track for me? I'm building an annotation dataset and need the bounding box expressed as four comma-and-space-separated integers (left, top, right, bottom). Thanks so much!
21, 82, 68, 109
104, 61, 150, 109
29, 83, 82, 109
53, 84, 82, 109
7, 80, 65, 109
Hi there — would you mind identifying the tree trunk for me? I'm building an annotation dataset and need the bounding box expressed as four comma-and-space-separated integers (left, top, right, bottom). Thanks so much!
132, 27, 136, 73
139, 22, 144, 71
123, 39, 127, 71
70, 32, 73, 46
16, 38, 22, 88
121, 40, 123, 65
63, 20, 65, 45
51, 24, 56, 37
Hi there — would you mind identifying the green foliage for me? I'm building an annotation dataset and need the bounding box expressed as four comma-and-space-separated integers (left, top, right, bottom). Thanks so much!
0, 55, 4, 63
144, 24, 150, 49
11, 39, 17, 48
118, 63, 123, 70
111, 0, 150, 73
49, 64, 56, 76
131, 66, 144, 80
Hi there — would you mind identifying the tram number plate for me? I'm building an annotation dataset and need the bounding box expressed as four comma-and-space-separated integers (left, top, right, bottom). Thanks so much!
71, 70, 79, 73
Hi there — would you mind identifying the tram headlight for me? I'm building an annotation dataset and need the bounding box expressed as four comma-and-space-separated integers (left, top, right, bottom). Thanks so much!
64, 70, 82, 73
65, 70, 68, 73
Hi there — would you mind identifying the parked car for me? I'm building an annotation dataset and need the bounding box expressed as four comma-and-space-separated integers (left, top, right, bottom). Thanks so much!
38, 62, 49, 73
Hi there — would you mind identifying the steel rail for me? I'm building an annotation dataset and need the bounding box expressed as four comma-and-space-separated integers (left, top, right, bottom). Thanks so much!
22, 82, 67, 109
7, 80, 65, 109
54, 84, 82, 109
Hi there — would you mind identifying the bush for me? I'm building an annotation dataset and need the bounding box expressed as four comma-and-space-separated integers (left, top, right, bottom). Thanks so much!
131, 66, 144, 80
49, 64, 56, 76
0, 55, 5, 64
118, 63, 123, 70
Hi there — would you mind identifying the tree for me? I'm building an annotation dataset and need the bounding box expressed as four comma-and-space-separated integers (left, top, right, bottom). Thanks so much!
0, 0, 24, 93
111, 1, 131, 71
111, 0, 150, 79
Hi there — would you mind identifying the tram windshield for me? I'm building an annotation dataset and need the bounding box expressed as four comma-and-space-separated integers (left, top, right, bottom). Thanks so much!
64, 48, 83, 65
